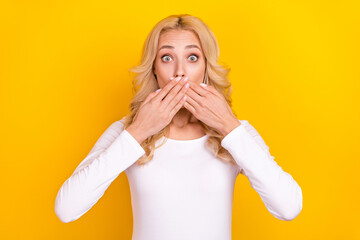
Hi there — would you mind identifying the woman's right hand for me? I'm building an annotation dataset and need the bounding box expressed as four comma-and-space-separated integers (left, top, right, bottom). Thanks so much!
125, 76, 190, 144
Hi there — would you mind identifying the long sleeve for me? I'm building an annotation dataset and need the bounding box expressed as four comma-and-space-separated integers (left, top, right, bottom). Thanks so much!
221, 120, 303, 221
54, 118, 145, 223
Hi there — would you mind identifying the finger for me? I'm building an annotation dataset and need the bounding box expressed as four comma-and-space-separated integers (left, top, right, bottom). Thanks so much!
153, 76, 182, 102
185, 93, 201, 111
189, 81, 209, 97
166, 80, 189, 113
201, 84, 222, 98
183, 101, 196, 116
142, 88, 161, 106
169, 94, 188, 118
185, 87, 203, 105
161, 76, 188, 106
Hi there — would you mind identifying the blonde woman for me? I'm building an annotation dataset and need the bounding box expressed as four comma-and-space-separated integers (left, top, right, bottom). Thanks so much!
55, 14, 303, 239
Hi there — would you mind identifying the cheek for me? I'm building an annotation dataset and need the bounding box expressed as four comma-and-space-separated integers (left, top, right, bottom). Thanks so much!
155, 62, 166, 77
155, 65, 173, 88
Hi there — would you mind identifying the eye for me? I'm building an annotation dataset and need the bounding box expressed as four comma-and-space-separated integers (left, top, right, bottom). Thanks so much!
188, 54, 199, 62
160, 53, 200, 63
161, 55, 172, 62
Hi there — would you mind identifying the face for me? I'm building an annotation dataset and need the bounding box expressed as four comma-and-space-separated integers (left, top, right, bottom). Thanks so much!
153, 29, 206, 89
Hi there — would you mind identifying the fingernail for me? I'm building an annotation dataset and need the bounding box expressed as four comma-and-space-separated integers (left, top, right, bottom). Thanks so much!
183, 76, 189, 82
155, 89, 161, 93
175, 76, 181, 82
170, 76, 174, 80
200, 83, 207, 87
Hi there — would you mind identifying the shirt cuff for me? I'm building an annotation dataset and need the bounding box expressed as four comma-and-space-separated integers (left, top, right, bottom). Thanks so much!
221, 122, 247, 149
121, 129, 146, 156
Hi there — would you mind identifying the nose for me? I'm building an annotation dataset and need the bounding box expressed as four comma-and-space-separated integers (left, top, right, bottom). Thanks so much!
175, 74, 185, 78
174, 61, 186, 78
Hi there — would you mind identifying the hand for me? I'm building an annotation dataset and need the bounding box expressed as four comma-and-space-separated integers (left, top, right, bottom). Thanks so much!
183, 82, 241, 136
126, 76, 190, 143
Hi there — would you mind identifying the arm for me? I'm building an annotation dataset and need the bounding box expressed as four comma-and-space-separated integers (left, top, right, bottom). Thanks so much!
221, 120, 303, 221
54, 117, 145, 223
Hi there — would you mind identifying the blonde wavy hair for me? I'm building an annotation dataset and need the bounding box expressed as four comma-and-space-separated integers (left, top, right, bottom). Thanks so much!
122, 14, 239, 167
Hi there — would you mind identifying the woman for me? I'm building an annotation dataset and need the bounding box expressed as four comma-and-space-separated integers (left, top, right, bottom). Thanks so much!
55, 14, 303, 239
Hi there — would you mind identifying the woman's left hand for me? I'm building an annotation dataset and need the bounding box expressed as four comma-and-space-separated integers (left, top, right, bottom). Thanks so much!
184, 82, 241, 136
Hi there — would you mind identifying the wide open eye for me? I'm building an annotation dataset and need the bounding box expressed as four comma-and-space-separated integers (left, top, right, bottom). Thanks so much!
161, 55, 172, 62
160, 54, 199, 62
188, 54, 199, 62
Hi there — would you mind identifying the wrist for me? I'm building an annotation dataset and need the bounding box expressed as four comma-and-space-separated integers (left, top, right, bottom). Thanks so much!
221, 117, 241, 137
125, 125, 147, 145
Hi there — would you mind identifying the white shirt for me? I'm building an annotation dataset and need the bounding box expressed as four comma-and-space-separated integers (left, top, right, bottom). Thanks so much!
55, 117, 302, 239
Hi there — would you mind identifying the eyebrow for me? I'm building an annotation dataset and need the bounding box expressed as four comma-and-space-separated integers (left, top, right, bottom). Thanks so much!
158, 44, 201, 51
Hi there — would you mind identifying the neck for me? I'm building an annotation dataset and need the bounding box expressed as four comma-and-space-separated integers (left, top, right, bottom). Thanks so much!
171, 108, 198, 128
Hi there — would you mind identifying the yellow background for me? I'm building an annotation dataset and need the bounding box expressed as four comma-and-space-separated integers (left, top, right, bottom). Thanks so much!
1, 0, 359, 239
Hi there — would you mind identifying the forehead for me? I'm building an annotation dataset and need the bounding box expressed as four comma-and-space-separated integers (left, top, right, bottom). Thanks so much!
158, 30, 202, 49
